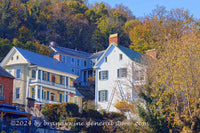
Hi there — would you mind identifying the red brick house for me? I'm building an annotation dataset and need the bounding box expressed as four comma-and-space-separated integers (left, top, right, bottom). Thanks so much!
0, 66, 14, 105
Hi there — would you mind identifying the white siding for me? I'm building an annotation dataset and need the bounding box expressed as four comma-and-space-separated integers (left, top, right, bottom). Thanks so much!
96, 45, 143, 112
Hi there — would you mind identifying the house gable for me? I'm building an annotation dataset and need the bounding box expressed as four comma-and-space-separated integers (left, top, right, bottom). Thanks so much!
0, 47, 28, 67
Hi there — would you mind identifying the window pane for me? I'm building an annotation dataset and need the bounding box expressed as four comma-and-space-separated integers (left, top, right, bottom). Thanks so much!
0, 85, 3, 96
38, 89, 40, 98
32, 88, 35, 98
16, 69, 21, 78
121, 68, 127, 77
47, 91, 49, 100
38, 70, 41, 79
15, 88, 20, 99
32, 70, 36, 78
99, 90, 108, 102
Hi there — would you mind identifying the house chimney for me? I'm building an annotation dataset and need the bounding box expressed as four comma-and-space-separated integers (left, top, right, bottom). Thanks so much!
145, 49, 157, 59
53, 54, 61, 61
109, 33, 119, 45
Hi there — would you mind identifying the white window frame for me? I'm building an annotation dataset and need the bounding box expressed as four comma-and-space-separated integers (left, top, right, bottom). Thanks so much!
117, 68, 127, 78
16, 68, 21, 79
15, 87, 20, 99
99, 71, 108, 80
99, 90, 108, 102
42, 90, 47, 100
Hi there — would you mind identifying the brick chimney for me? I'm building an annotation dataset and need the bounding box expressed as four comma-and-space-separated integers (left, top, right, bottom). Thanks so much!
145, 49, 157, 59
109, 33, 119, 45
53, 54, 61, 61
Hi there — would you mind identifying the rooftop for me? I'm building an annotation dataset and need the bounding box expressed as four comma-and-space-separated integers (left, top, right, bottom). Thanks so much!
50, 46, 104, 59
15, 47, 75, 75
0, 66, 15, 79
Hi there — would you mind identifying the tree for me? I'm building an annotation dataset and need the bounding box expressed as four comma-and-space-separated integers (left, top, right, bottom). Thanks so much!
137, 29, 200, 132
129, 7, 194, 53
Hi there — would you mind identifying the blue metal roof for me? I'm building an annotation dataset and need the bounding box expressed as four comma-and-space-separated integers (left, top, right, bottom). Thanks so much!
117, 45, 143, 63
0, 66, 15, 79
0, 104, 31, 116
51, 46, 104, 59
15, 47, 74, 75
75, 89, 84, 97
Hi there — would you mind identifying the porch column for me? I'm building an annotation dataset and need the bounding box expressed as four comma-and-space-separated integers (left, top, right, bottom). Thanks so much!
35, 85, 38, 100
36, 69, 39, 81
64, 91, 66, 102
64, 76, 67, 88
40, 86, 42, 101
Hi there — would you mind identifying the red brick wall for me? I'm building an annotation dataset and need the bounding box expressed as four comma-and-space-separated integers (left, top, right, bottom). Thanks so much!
53, 54, 61, 61
0, 76, 14, 105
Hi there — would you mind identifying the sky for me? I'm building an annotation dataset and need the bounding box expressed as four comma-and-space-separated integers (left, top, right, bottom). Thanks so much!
87, 0, 200, 19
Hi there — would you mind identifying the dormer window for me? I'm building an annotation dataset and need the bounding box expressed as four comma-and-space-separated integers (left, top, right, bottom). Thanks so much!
119, 54, 123, 60
16, 55, 19, 60
11, 57, 13, 61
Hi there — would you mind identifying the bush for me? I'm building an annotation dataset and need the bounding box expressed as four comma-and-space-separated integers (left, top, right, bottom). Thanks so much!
82, 109, 103, 120
41, 102, 79, 122
103, 112, 126, 121
65, 103, 79, 117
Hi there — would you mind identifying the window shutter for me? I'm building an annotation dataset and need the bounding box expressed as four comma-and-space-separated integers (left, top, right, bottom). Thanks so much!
38, 89, 40, 98
47, 91, 49, 100
117, 69, 120, 78
47, 72, 50, 81
42, 90, 44, 99
99, 72, 101, 80
60, 94, 62, 102
99, 91, 101, 102
60, 76, 62, 84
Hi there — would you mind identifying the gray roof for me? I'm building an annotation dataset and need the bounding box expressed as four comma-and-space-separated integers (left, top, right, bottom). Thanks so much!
15, 47, 75, 75
117, 45, 143, 63
51, 46, 104, 59
0, 66, 15, 79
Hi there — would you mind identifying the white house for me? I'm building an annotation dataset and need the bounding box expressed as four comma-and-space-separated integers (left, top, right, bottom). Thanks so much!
94, 34, 146, 112
50, 45, 104, 86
